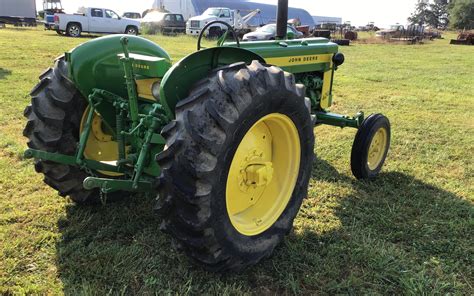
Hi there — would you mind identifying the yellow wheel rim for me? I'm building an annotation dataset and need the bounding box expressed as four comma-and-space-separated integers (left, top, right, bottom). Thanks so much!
80, 107, 122, 177
367, 127, 388, 170
226, 113, 301, 236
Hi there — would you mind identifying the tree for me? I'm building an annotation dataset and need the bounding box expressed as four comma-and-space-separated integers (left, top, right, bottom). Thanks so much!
449, 0, 474, 29
409, 0, 431, 26
428, 0, 450, 29
409, 0, 451, 29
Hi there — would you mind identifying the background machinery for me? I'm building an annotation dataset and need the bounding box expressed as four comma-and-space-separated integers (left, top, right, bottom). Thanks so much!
23, 0, 391, 271
186, 7, 261, 37
450, 30, 474, 45
0, 0, 36, 27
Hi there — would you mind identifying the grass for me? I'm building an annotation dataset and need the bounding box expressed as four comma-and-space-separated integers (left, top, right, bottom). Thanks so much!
0, 27, 473, 295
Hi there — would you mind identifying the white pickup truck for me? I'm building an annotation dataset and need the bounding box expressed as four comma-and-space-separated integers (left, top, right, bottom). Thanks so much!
54, 7, 141, 37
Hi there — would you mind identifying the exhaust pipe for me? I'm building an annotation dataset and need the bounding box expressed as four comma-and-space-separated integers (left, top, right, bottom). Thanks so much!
276, 0, 288, 39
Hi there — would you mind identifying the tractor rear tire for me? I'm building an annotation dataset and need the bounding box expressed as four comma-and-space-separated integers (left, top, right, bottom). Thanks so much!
23, 57, 122, 204
155, 61, 315, 271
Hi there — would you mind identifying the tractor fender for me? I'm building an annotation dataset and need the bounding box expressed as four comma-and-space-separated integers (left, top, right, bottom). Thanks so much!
159, 47, 265, 118
66, 34, 171, 99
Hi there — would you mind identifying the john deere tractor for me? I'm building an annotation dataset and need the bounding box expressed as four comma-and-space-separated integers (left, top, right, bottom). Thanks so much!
23, 0, 390, 271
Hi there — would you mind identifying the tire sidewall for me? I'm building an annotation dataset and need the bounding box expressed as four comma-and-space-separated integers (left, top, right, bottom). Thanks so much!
354, 114, 391, 178
126, 26, 138, 35
209, 87, 314, 256
67, 23, 81, 37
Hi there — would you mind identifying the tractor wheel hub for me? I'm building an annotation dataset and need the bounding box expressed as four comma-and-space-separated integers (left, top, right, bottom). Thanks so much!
226, 113, 301, 236
244, 162, 273, 187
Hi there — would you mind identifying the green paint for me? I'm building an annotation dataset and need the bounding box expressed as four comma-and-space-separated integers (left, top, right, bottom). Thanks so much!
227, 38, 338, 73
120, 37, 140, 128
27, 33, 362, 194
83, 177, 154, 193
159, 47, 265, 118
24, 149, 125, 173
68, 34, 171, 100
76, 96, 96, 165
316, 112, 365, 128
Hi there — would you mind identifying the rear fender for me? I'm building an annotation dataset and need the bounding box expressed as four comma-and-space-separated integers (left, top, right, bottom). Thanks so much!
159, 47, 265, 118
67, 34, 171, 99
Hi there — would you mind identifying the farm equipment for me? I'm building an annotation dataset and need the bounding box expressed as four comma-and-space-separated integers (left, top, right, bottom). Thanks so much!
288, 18, 310, 36
450, 31, 474, 45
376, 24, 425, 44
312, 22, 354, 46
23, 0, 391, 271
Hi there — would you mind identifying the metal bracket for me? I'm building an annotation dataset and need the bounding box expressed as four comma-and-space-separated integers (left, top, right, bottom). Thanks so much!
24, 149, 125, 173
315, 111, 364, 129
83, 177, 154, 193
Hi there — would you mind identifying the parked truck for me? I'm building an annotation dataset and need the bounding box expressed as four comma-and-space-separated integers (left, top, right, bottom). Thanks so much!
42, 0, 64, 31
54, 7, 141, 37
186, 7, 260, 37
141, 11, 186, 34
0, 0, 36, 26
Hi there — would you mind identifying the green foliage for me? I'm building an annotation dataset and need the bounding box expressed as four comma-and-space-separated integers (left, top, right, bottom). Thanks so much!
428, 0, 450, 29
0, 27, 473, 295
409, 0, 450, 29
409, 0, 431, 26
141, 23, 162, 35
449, 0, 474, 29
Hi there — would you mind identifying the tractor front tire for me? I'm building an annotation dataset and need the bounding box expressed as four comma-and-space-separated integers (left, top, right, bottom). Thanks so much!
351, 113, 391, 179
156, 61, 315, 271
23, 57, 119, 204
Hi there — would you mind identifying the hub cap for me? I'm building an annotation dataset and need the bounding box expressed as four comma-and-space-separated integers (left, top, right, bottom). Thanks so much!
367, 127, 388, 170
69, 25, 79, 36
226, 113, 301, 236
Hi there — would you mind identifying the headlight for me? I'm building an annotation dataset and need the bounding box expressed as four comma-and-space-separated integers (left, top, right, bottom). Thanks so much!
152, 81, 161, 101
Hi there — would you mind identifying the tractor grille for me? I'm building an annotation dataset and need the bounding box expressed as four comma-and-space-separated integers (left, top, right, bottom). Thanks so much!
190, 20, 200, 28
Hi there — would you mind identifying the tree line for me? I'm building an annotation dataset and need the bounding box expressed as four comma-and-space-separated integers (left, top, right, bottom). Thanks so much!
409, 0, 473, 29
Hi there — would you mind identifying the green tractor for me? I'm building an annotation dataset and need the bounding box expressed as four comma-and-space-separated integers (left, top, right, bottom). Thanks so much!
23, 0, 390, 271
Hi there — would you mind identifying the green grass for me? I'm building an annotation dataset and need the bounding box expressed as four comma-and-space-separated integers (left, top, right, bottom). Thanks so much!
0, 27, 473, 295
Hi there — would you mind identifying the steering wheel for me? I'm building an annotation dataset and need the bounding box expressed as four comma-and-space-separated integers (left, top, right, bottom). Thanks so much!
197, 20, 240, 51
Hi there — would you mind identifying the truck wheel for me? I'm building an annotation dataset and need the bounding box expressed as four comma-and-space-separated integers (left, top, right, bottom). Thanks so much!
208, 26, 223, 38
125, 26, 138, 35
156, 61, 315, 271
23, 57, 124, 204
66, 23, 81, 37
351, 114, 391, 179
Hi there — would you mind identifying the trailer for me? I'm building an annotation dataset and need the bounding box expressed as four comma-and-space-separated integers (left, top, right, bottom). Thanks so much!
0, 0, 36, 26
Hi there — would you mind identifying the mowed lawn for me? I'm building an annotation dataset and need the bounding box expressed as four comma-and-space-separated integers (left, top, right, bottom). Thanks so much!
0, 27, 473, 295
